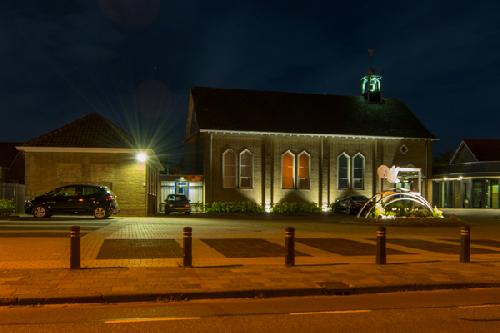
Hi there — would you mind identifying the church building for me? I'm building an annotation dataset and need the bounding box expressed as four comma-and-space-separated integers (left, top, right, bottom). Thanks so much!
184, 71, 436, 210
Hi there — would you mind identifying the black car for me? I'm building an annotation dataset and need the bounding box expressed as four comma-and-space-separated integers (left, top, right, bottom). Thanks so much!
331, 195, 369, 214
164, 194, 191, 215
25, 184, 119, 219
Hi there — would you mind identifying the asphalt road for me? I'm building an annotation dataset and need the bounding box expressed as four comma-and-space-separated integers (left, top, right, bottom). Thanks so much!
0, 288, 499, 332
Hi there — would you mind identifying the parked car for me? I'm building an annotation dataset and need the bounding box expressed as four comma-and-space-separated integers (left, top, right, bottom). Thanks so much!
25, 184, 119, 219
331, 195, 369, 215
164, 194, 191, 215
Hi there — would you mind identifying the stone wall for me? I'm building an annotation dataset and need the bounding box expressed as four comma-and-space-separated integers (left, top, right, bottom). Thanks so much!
201, 132, 432, 206
24, 152, 147, 216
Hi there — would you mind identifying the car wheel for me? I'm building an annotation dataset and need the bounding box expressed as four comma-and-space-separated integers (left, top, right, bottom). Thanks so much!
165, 210, 170, 215
94, 206, 107, 219
185, 211, 191, 215
33, 205, 48, 218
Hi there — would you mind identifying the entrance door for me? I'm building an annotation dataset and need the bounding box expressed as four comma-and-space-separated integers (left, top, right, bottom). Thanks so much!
471, 180, 484, 208
175, 181, 188, 196
490, 180, 499, 209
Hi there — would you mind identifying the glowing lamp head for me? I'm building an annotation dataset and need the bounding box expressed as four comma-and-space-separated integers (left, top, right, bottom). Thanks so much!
136, 152, 147, 163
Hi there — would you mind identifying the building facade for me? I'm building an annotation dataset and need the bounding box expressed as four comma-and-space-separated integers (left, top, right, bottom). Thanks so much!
433, 139, 500, 209
17, 113, 163, 216
185, 80, 435, 209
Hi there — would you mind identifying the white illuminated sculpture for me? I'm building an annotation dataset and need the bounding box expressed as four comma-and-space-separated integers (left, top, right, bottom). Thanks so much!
358, 165, 442, 219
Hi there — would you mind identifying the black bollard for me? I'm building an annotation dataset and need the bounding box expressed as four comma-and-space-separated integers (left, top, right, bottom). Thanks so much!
376, 227, 386, 265
183, 227, 193, 267
285, 227, 295, 267
70, 226, 81, 269
460, 226, 471, 263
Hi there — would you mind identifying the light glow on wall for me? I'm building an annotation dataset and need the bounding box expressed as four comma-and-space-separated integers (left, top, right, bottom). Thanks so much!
136, 152, 147, 163
265, 203, 271, 213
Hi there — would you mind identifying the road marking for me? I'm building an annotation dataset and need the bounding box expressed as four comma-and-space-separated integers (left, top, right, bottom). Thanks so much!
105, 316, 201, 324
458, 304, 500, 309
290, 310, 372, 315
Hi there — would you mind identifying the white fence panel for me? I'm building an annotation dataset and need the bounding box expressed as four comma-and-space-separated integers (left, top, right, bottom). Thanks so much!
0, 183, 25, 213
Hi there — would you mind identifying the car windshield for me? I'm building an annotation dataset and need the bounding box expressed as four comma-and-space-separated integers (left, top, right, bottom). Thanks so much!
352, 196, 368, 201
167, 195, 187, 202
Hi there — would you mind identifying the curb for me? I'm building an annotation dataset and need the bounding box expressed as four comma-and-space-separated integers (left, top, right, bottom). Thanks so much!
2, 282, 500, 306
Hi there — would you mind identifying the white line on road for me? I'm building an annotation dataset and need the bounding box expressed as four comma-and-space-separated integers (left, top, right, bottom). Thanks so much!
105, 316, 201, 324
290, 310, 372, 315
458, 304, 500, 309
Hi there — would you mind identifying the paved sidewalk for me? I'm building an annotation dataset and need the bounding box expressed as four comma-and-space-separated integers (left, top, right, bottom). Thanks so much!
1, 261, 500, 305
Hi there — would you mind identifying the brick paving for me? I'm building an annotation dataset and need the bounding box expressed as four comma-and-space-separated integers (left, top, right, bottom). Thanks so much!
1, 262, 500, 305
3, 216, 500, 304
201, 238, 309, 258
441, 238, 500, 248
97, 239, 183, 259
297, 238, 411, 256
386, 238, 500, 254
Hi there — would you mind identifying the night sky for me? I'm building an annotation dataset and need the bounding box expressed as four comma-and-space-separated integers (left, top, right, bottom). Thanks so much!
1, 0, 499, 163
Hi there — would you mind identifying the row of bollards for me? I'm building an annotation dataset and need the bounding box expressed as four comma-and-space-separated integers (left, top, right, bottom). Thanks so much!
68, 225, 472, 270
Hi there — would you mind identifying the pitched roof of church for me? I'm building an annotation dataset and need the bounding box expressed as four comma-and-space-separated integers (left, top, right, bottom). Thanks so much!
23, 113, 133, 148
462, 139, 500, 162
189, 87, 436, 139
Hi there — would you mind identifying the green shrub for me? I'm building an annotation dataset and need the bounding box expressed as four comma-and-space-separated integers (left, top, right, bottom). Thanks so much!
271, 202, 320, 214
0, 199, 15, 215
204, 201, 264, 214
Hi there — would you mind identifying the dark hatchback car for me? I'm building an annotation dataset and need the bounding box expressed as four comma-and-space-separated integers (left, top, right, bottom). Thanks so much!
25, 184, 119, 219
331, 195, 369, 215
164, 194, 191, 215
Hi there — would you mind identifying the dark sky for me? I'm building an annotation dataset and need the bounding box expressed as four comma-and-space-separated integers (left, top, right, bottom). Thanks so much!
1, 0, 499, 163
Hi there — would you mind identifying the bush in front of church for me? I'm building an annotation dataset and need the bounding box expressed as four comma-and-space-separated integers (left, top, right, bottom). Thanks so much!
204, 201, 265, 214
271, 202, 320, 214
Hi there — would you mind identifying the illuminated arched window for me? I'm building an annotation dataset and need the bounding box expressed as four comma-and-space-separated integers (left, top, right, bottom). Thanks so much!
281, 150, 295, 189
222, 149, 237, 188
337, 153, 350, 189
239, 149, 253, 188
352, 153, 365, 190
297, 151, 310, 189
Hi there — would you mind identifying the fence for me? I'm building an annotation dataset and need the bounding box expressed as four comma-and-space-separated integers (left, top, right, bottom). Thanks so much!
0, 183, 25, 213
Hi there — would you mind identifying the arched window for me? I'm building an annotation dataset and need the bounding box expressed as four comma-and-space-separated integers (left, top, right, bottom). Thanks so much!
352, 153, 365, 190
239, 149, 253, 188
281, 150, 295, 189
297, 151, 310, 189
337, 153, 350, 189
222, 149, 237, 188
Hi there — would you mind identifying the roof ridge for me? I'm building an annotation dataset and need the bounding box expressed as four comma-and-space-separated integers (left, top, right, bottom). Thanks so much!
191, 86, 400, 101
23, 112, 134, 148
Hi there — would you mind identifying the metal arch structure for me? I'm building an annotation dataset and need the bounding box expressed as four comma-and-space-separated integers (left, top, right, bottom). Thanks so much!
357, 188, 435, 219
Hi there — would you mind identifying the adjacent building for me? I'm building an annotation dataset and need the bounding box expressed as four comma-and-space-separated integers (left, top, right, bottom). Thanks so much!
185, 73, 436, 210
433, 139, 500, 208
16, 113, 163, 216
0, 142, 25, 213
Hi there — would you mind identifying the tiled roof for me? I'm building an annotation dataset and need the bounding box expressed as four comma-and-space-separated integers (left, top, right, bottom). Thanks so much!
189, 87, 436, 139
463, 139, 500, 162
23, 113, 133, 148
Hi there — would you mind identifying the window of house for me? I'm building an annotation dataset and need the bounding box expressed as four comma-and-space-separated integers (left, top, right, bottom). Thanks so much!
297, 151, 310, 189
239, 149, 253, 188
337, 153, 350, 189
352, 153, 365, 189
222, 149, 237, 188
281, 151, 295, 189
